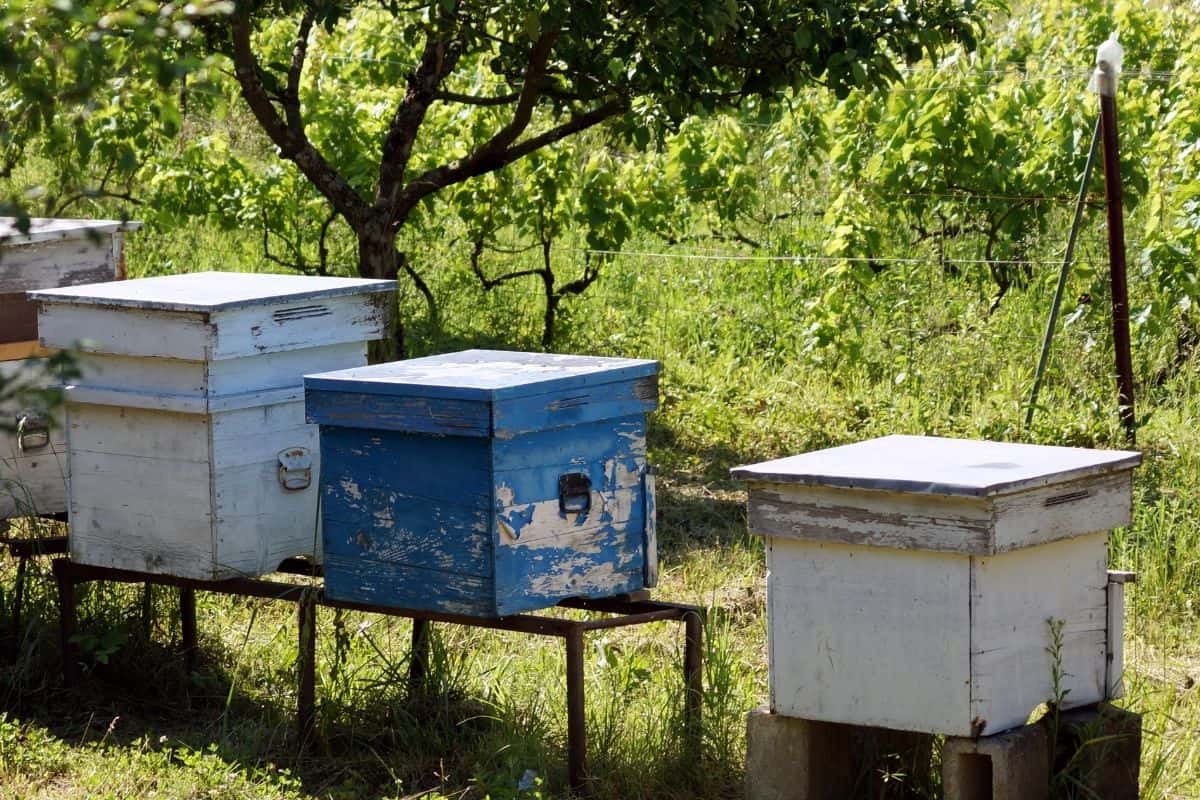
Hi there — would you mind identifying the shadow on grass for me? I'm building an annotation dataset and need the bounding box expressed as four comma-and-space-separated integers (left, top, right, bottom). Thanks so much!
1, 567, 727, 800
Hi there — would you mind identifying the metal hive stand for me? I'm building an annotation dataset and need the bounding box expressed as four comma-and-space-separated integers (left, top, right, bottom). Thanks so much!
50, 557, 704, 795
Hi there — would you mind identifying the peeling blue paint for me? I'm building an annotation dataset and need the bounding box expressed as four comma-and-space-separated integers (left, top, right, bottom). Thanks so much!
309, 351, 659, 616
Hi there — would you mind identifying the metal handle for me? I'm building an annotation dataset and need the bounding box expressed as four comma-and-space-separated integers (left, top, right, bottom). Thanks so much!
278, 447, 313, 491
642, 465, 658, 588
16, 411, 50, 453
558, 472, 591, 515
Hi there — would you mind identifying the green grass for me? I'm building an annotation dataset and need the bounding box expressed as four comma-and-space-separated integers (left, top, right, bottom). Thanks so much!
5, 215, 1200, 799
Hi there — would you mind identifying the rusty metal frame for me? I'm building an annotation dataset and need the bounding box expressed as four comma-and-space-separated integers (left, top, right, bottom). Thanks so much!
2, 515, 69, 637
49, 557, 704, 795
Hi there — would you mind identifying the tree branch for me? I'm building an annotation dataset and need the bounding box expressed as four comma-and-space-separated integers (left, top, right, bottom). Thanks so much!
470, 236, 547, 289
375, 24, 465, 215
395, 98, 625, 223
386, 27, 563, 221
433, 89, 521, 106
282, 9, 316, 135
230, 9, 368, 228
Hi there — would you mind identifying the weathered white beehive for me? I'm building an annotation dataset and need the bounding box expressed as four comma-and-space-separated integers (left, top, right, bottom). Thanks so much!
30, 271, 395, 579
732, 435, 1141, 738
1, 217, 140, 519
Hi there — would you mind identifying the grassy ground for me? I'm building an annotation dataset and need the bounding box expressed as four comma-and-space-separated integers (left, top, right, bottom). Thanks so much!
2, 209, 1200, 799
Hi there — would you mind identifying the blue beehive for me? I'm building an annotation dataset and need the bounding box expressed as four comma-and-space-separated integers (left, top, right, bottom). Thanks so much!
305, 349, 660, 616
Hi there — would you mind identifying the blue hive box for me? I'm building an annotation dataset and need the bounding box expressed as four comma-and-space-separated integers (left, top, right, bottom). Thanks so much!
305, 349, 660, 616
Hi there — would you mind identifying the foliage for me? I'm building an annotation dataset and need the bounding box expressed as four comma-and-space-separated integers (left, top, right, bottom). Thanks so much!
0, 1, 232, 220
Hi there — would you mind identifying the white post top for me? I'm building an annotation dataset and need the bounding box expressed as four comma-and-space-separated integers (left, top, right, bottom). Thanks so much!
0, 217, 142, 245
29, 271, 395, 313
731, 435, 1141, 497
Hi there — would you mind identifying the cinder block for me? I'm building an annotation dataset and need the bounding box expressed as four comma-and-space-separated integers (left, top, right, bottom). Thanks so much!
746, 707, 853, 800
1054, 703, 1142, 800
745, 708, 935, 800
942, 723, 1050, 800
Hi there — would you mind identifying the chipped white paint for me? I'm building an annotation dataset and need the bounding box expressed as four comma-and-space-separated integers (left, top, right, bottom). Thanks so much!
738, 435, 1140, 738
0, 359, 69, 519
37, 273, 394, 579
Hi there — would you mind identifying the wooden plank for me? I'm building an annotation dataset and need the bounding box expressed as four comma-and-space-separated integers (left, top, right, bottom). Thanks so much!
0, 216, 139, 245
0, 237, 115, 293
1107, 576, 1126, 699
733, 435, 1141, 497
323, 498, 492, 577
29, 271, 393, 312
207, 342, 366, 396
323, 553, 496, 616
37, 303, 214, 359
318, 427, 491, 505
747, 483, 993, 554
77, 353, 209, 398
67, 403, 209, 463
992, 471, 1132, 551
0, 341, 53, 361
492, 421, 646, 546
767, 537, 973, 734
492, 379, 657, 438
213, 459, 322, 575
0, 292, 38, 344
305, 388, 491, 436
493, 523, 645, 615
212, 290, 391, 358
969, 533, 1108, 736
303, 348, 658, 402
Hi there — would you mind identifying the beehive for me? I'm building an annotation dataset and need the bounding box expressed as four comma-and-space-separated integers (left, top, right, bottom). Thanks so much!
732, 435, 1141, 738
1, 217, 140, 519
305, 349, 660, 616
31, 272, 395, 579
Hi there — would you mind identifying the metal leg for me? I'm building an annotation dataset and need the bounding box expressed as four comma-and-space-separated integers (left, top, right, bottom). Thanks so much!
565, 626, 587, 794
297, 590, 317, 743
53, 561, 80, 687
180, 587, 197, 674
409, 618, 430, 696
141, 582, 154, 639
11, 555, 28, 641
684, 609, 704, 755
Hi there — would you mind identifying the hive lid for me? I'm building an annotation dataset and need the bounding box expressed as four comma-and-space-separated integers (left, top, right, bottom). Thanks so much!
305, 349, 659, 401
731, 435, 1141, 497
0, 217, 142, 246
29, 271, 394, 313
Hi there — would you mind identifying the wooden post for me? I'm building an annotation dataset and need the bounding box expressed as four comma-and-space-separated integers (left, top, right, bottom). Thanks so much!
1096, 56, 1137, 444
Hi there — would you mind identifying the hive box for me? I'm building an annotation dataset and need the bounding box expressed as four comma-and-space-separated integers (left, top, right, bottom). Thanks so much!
30, 272, 395, 579
1, 217, 140, 519
305, 350, 660, 616
732, 435, 1141, 738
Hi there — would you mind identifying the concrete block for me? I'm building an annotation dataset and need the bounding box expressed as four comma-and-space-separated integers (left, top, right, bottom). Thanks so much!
746, 707, 853, 800
942, 723, 1050, 800
1054, 703, 1142, 800
745, 707, 935, 800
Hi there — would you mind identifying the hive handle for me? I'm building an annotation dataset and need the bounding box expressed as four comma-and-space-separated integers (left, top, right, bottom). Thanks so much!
16, 411, 50, 453
558, 472, 591, 515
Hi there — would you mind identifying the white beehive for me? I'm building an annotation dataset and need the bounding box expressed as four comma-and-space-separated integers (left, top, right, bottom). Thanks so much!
30, 272, 395, 579
1, 217, 140, 519
732, 435, 1141, 738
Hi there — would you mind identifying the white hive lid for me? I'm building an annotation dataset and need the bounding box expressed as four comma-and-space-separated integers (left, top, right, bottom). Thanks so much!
0, 217, 142, 246
29, 271, 394, 313
731, 434, 1141, 497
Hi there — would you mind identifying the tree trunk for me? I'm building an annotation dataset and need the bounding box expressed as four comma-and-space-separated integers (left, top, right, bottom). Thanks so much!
357, 221, 404, 363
